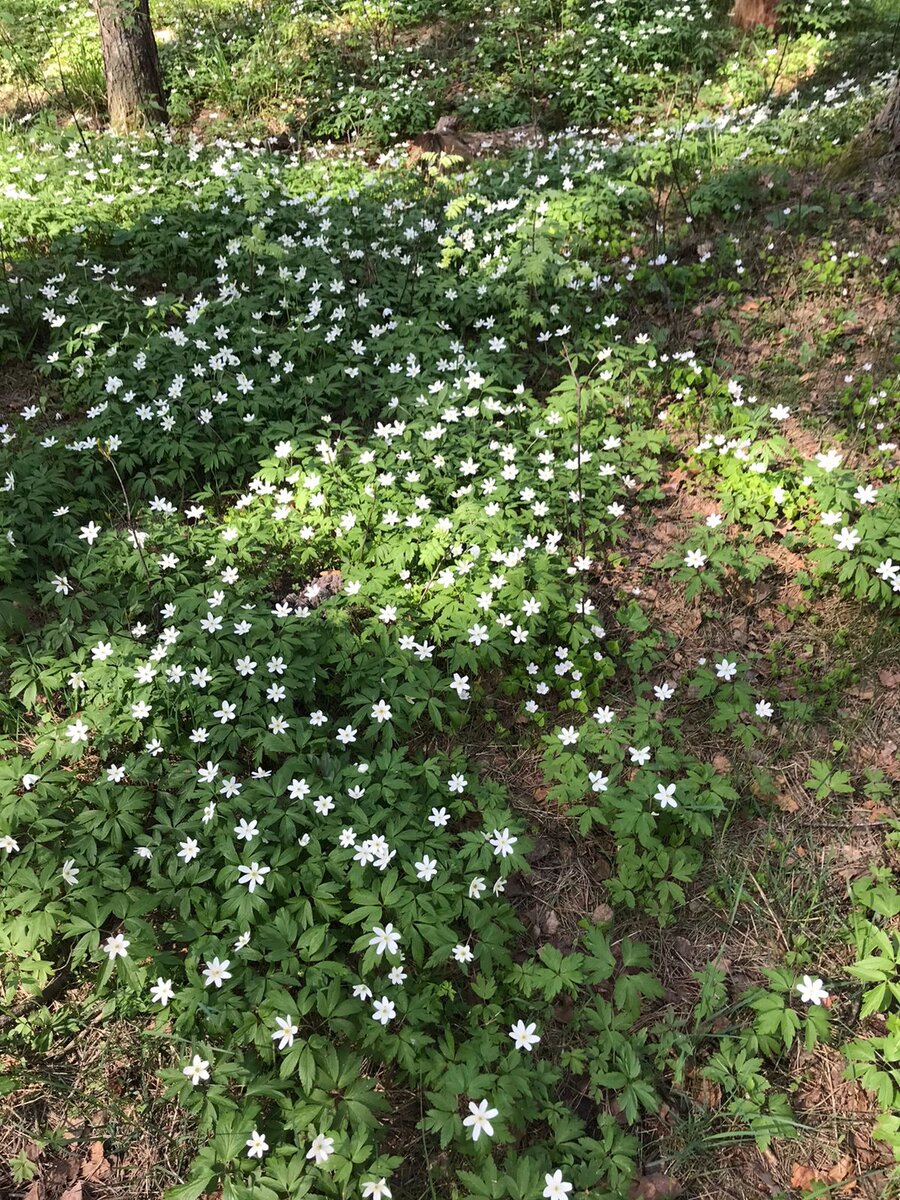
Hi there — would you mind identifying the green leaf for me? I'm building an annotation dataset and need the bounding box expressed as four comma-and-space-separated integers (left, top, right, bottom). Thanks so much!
164, 1172, 217, 1200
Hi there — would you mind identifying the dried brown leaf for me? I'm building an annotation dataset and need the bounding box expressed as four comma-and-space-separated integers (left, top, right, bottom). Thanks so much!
629, 1173, 682, 1199
82, 1140, 111, 1181
790, 1157, 856, 1193
773, 791, 799, 812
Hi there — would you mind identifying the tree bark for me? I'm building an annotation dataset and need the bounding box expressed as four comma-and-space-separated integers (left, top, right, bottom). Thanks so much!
731, 0, 778, 30
871, 72, 900, 154
831, 71, 900, 179
94, 0, 167, 132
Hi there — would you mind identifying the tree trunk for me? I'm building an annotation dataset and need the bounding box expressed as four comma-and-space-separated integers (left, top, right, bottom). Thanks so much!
94, 0, 166, 132
831, 71, 900, 179
731, 0, 778, 30
871, 72, 900, 154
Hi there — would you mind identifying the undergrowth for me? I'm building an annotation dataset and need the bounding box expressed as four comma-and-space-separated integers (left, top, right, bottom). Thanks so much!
1, 2, 899, 1199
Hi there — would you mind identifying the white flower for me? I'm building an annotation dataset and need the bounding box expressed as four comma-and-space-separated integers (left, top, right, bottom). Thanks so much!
183, 1054, 210, 1086
833, 526, 861, 552
589, 770, 609, 793
447, 772, 467, 793
213, 700, 237, 723
715, 658, 737, 681
178, 838, 199, 863
543, 1171, 574, 1200
237, 862, 270, 893
234, 818, 258, 841
415, 854, 438, 881
272, 1015, 298, 1050
452, 943, 474, 963
246, 1130, 269, 1159
629, 746, 652, 766
557, 725, 579, 746
306, 1134, 335, 1165
61, 858, 79, 885
684, 549, 707, 569
150, 977, 175, 1006
362, 1179, 392, 1200
815, 449, 843, 473
370, 699, 392, 723
462, 1099, 499, 1142
198, 760, 219, 784
796, 975, 829, 1005
508, 1020, 541, 1051
369, 923, 401, 956
654, 783, 677, 809
103, 933, 130, 960
202, 957, 232, 988
755, 699, 774, 718
78, 521, 102, 545
488, 828, 517, 857
66, 719, 90, 744
372, 996, 396, 1025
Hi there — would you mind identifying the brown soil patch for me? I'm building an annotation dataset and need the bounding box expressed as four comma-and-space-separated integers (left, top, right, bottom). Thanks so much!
0, 1015, 196, 1200
0, 361, 40, 415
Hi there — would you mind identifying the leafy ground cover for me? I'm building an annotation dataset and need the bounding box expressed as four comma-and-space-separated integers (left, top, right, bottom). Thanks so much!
1, 2, 900, 1199
0, 0, 865, 138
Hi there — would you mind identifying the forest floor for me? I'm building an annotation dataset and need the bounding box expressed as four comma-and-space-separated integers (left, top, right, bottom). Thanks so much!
1, 4, 900, 1200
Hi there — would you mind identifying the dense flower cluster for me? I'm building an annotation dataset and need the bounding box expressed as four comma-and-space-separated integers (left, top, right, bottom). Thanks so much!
0, 47, 895, 1195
